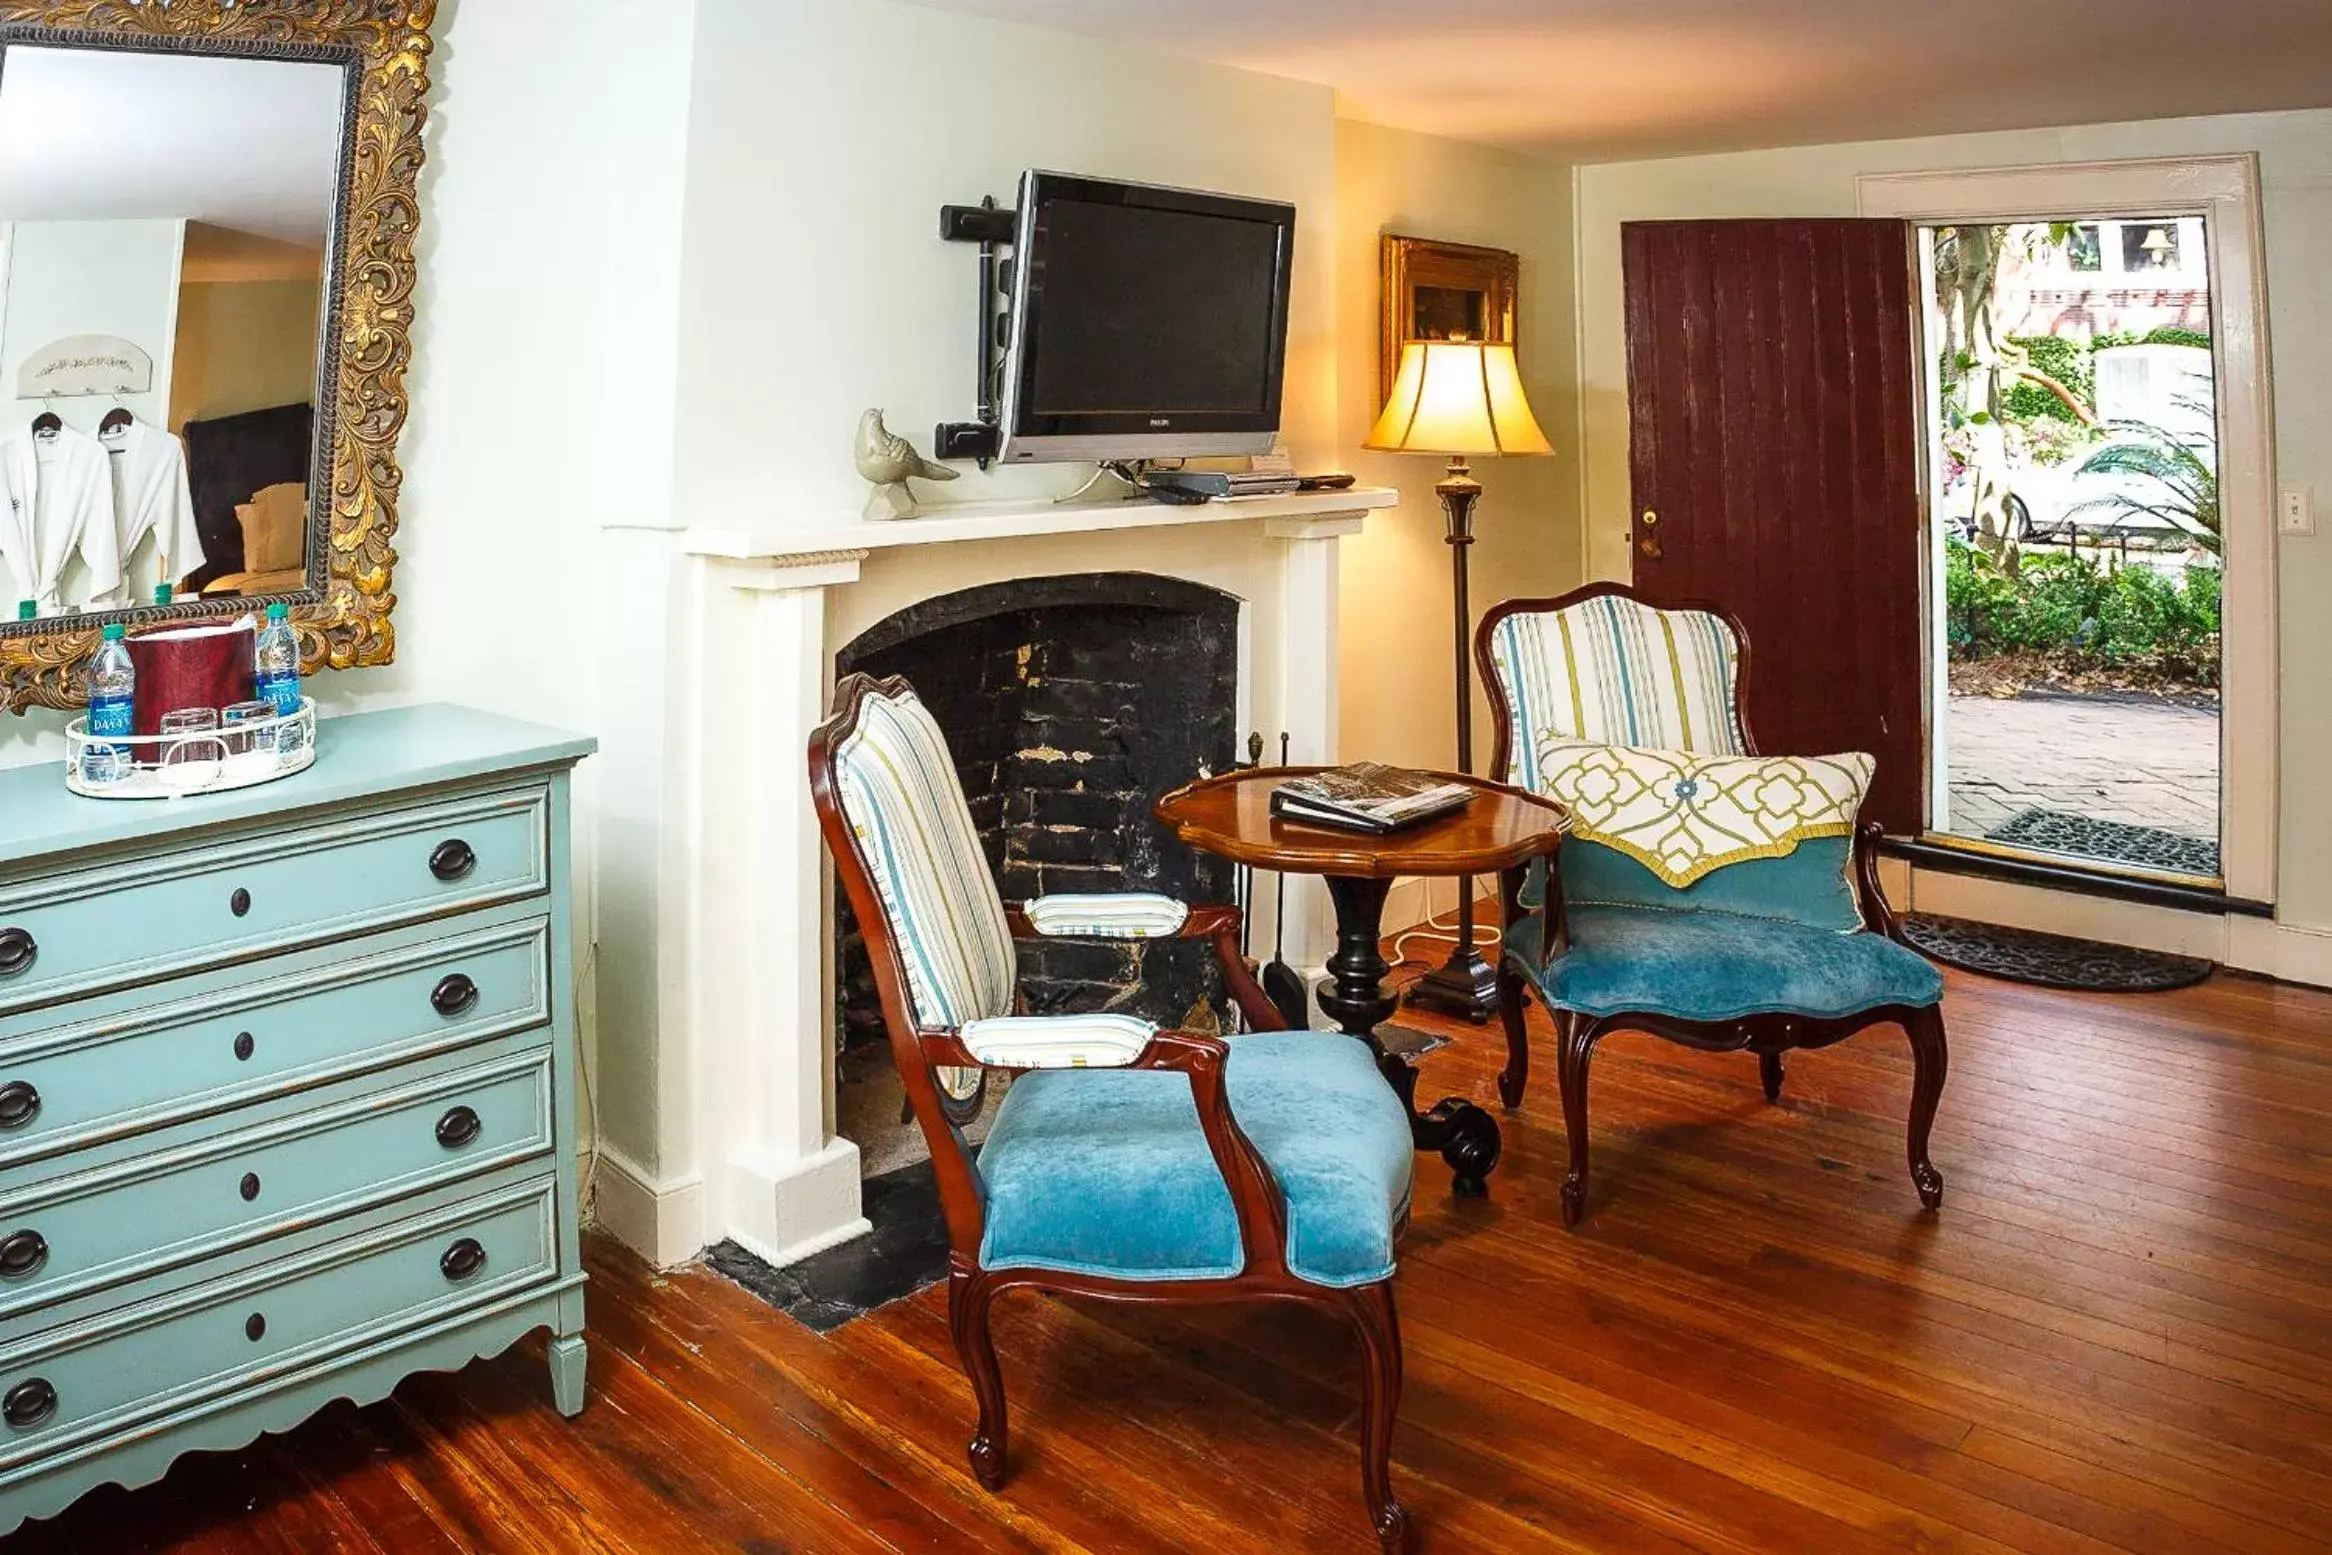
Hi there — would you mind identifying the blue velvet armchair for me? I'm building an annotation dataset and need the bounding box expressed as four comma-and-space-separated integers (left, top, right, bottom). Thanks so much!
809, 674, 1418, 1550
1476, 583, 1950, 1227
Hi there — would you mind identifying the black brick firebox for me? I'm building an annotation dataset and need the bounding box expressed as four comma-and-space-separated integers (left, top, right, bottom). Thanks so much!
834, 573, 1241, 1055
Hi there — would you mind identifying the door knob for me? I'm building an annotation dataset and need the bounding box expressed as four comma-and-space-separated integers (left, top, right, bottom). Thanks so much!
1638, 508, 1665, 559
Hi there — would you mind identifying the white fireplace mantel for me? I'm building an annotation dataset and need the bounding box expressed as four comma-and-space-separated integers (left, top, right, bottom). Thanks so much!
681, 486, 1397, 566
648, 487, 1392, 1273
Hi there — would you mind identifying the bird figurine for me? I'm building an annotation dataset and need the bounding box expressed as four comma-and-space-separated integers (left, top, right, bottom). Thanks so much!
853, 408, 958, 520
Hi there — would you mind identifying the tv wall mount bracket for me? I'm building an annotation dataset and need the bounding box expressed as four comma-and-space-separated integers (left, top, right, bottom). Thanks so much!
935, 196, 1018, 469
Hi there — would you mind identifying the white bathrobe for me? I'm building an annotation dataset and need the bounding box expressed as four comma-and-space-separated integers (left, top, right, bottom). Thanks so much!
0, 425, 119, 614
97, 419, 205, 605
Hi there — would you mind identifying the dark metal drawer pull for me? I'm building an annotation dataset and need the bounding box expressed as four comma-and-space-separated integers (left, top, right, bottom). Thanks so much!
0, 1081, 38, 1131
0, 927, 33, 979
245, 1312, 267, 1343
429, 838, 477, 882
240, 1172, 262, 1203
3, 1378, 56, 1430
0, 1231, 46, 1280
440, 1238, 487, 1283
431, 974, 479, 1018
234, 1031, 256, 1062
230, 888, 252, 918
435, 1105, 482, 1149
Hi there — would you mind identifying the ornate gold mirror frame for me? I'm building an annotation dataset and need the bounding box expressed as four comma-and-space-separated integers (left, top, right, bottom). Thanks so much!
0, 0, 434, 715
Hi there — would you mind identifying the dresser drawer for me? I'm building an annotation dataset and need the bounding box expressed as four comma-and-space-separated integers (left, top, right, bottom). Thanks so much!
0, 786, 550, 1022
0, 1052, 551, 1327
0, 914, 550, 1173
0, 1182, 557, 1474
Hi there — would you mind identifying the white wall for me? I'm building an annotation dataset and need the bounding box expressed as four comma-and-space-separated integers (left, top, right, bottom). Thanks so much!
668, 0, 1338, 529
1572, 108, 2332, 933
1332, 121, 1577, 773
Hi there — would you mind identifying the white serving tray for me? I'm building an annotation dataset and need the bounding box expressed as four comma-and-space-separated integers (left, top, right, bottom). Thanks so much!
64, 699, 318, 800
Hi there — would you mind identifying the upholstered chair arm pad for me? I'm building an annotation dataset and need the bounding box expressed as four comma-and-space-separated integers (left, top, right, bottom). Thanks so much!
958, 1012, 1160, 1069
1013, 892, 1193, 939
1004, 898, 1289, 1034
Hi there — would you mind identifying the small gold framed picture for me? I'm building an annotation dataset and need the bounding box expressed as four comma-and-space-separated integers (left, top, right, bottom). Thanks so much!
1379, 235, 1521, 405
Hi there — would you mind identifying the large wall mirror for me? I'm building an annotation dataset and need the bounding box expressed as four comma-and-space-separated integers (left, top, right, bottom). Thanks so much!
0, 3, 436, 714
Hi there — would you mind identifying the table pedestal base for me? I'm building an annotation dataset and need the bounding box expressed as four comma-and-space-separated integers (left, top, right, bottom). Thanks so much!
1320, 877, 1503, 1197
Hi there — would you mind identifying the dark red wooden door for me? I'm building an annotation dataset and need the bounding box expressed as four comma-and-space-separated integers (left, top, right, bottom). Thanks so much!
1623, 218, 1926, 832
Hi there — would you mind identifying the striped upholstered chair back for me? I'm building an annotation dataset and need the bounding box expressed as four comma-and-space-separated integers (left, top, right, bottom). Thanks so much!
1482, 586, 1750, 794
826, 680, 1019, 1030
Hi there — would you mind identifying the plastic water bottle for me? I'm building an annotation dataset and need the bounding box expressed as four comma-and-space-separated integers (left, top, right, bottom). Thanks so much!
254, 603, 305, 764
255, 603, 301, 717
83, 624, 135, 786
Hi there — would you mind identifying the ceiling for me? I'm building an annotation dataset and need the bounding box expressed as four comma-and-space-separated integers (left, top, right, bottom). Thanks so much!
912, 0, 2332, 160
0, 44, 344, 244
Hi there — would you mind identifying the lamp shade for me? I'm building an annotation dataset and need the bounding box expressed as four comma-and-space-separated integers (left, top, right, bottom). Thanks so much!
1365, 340, 1552, 457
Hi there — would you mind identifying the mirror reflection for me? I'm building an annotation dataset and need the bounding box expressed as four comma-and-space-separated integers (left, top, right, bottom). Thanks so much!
0, 42, 344, 624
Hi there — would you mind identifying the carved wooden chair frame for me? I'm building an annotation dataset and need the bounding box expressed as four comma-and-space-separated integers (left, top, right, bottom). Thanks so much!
809, 673, 1409, 1551
1475, 581, 1948, 1227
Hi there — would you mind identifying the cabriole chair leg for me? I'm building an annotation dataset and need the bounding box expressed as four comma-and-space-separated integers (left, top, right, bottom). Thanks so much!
1905, 1004, 1949, 1210
1555, 1013, 1600, 1228
1496, 965, 1530, 1110
948, 1271, 1009, 1489
1347, 1281, 1408, 1551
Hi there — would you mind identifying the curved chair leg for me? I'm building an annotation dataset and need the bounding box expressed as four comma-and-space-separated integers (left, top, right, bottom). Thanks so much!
1346, 1281, 1408, 1552
1555, 1013, 1601, 1228
1905, 1005, 1949, 1210
1496, 964, 1530, 1111
1758, 1050, 1785, 1104
948, 1271, 1009, 1489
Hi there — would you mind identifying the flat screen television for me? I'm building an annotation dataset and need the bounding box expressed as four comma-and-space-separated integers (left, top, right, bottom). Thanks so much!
998, 170, 1296, 465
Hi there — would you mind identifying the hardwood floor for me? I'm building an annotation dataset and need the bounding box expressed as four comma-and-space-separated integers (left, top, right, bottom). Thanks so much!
13, 960, 2332, 1553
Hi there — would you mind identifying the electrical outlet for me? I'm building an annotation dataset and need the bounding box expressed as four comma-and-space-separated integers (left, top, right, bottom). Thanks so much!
2281, 487, 2316, 537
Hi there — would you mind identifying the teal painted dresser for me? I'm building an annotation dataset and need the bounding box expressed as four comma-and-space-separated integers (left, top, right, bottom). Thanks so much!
0, 704, 594, 1535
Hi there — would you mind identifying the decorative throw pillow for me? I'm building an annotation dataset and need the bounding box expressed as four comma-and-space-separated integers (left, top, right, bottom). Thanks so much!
1534, 741, 1874, 932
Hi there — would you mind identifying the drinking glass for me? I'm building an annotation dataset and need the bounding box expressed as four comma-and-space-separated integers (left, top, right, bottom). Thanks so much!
222, 700, 278, 758
158, 708, 226, 787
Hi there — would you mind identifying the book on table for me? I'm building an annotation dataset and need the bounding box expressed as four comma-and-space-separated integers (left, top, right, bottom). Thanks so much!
1270, 763, 1474, 833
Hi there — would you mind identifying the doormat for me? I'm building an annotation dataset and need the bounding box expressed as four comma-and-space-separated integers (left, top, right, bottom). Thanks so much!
1986, 807, 2221, 880
1901, 913, 2213, 994
704, 1157, 951, 1332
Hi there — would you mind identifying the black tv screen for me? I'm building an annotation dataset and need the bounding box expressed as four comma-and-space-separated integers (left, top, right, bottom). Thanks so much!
1001, 172, 1295, 463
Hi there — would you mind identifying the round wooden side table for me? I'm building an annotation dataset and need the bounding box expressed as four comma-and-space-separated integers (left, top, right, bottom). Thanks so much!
1154, 767, 1566, 1196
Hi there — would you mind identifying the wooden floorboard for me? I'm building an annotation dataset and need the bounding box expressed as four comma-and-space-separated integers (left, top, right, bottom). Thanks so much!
10, 961, 2332, 1552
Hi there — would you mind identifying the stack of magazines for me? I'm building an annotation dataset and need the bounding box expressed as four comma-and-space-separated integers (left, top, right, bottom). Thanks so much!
1271, 763, 1473, 833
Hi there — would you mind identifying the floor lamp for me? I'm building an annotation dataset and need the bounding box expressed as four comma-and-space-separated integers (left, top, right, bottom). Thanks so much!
1364, 339, 1553, 1022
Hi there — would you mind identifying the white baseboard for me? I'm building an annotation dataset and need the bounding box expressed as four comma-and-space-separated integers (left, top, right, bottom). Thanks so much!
1909, 866, 2332, 990
2226, 917, 2332, 988
588, 1144, 707, 1270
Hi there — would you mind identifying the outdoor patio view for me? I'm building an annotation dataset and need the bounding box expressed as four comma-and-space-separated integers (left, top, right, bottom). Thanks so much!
1925, 217, 2223, 882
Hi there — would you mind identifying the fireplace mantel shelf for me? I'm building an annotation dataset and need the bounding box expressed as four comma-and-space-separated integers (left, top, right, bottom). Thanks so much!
682, 486, 1398, 566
